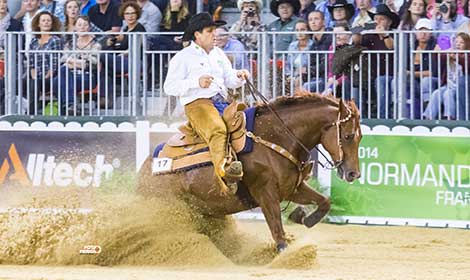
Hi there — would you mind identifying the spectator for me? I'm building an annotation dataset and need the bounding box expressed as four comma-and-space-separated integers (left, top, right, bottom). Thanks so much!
424, 32, 470, 120
215, 26, 248, 70
15, 0, 41, 49
431, 0, 469, 39
156, 0, 191, 50
351, 0, 374, 28
63, 0, 102, 45
267, 0, 300, 54
80, 0, 96, 15
285, 20, 312, 79
457, 0, 470, 32
387, 0, 406, 14
88, 0, 121, 32
393, 18, 439, 118
327, 0, 354, 27
229, 0, 264, 51
315, 0, 336, 28
298, 0, 316, 20
426, 0, 464, 18
27, 11, 63, 114
40, 0, 66, 23
52, 15, 101, 113
134, 0, 161, 33
104, 1, 145, 74
362, 4, 400, 118
151, 0, 167, 12
399, 0, 427, 30
303, 10, 332, 92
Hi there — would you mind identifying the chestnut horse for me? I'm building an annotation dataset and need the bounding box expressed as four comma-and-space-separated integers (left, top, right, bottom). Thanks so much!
137, 94, 362, 251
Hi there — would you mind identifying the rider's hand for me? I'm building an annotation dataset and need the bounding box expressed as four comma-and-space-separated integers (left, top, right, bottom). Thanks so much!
199, 75, 214, 88
236, 69, 250, 80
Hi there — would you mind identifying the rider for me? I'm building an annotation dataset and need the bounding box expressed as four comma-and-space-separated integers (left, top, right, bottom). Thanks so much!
163, 12, 250, 194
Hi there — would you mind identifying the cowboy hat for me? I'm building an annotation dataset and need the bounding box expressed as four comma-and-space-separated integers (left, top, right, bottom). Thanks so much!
368, 4, 401, 29
270, 0, 300, 18
327, 0, 355, 21
182, 13, 227, 42
237, 0, 263, 11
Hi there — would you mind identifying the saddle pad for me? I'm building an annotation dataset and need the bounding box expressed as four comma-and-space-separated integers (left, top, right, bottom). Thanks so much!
152, 107, 257, 175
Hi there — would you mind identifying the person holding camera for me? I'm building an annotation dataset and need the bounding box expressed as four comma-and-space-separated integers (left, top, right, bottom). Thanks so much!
229, 0, 264, 51
431, 0, 468, 33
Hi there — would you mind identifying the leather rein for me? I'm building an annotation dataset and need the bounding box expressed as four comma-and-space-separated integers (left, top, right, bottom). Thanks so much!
244, 80, 353, 186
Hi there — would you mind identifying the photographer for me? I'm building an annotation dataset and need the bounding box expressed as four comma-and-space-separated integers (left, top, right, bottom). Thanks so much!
229, 0, 265, 51
431, 0, 468, 34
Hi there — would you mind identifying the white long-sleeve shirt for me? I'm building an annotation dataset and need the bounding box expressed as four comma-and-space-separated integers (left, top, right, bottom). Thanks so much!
164, 42, 245, 106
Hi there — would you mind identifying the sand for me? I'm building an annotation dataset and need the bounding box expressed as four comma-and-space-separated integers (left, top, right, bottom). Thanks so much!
0, 194, 469, 280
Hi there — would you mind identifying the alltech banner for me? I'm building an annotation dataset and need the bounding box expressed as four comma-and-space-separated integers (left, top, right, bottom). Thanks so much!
328, 125, 470, 228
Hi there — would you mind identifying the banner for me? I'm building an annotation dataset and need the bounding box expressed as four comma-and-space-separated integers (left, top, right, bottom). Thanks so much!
329, 129, 470, 227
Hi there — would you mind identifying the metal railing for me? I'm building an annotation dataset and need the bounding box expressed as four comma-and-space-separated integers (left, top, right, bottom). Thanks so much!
0, 30, 469, 121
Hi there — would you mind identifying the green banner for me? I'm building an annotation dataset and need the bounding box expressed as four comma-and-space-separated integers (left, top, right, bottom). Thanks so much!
331, 135, 470, 220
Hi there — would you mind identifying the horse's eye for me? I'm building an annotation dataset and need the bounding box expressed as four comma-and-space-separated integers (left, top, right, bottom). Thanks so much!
344, 134, 354, 141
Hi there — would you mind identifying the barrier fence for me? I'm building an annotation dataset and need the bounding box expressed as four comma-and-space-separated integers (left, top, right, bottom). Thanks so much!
0, 30, 469, 121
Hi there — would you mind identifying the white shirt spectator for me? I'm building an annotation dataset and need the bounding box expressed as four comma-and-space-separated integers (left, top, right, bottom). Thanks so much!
164, 42, 244, 106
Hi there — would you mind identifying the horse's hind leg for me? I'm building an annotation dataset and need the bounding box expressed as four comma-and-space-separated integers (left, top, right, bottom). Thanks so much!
286, 181, 331, 228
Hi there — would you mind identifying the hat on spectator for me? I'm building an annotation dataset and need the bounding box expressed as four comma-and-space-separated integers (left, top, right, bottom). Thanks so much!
270, 0, 300, 17
182, 12, 226, 42
237, 0, 263, 11
367, 4, 400, 29
327, 0, 355, 21
415, 18, 432, 30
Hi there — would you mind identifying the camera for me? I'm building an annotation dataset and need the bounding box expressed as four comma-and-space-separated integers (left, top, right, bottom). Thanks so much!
243, 7, 256, 17
439, 3, 449, 13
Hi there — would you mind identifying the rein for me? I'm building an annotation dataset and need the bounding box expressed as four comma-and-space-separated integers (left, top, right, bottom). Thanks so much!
245, 80, 351, 171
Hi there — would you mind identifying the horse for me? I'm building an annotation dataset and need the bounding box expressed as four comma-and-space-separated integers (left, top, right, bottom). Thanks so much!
136, 93, 362, 252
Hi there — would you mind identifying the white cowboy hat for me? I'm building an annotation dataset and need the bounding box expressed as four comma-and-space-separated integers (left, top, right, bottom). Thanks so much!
237, 0, 263, 11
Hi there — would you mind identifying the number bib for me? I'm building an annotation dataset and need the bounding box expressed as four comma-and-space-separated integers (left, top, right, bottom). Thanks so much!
152, 158, 173, 174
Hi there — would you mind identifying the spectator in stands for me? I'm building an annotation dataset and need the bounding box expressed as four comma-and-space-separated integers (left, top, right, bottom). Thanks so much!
267, 0, 300, 54
362, 4, 400, 118
40, 0, 65, 23
104, 1, 145, 74
157, 0, 191, 50
315, 0, 336, 28
298, 0, 316, 20
27, 11, 63, 114
457, 0, 470, 32
229, 0, 264, 51
88, 0, 121, 32
80, 0, 96, 15
52, 15, 101, 113
399, 0, 427, 30
387, 0, 406, 14
135, 0, 161, 33
15, 0, 41, 49
351, 0, 373, 28
0, 0, 23, 115
151, 0, 167, 12
285, 20, 312, 80
327, 0, 354, 27
188, 0, 222, 16
63, 0, 102, 45
393, 18, 439, 118
431, 0, 469, 39
215, 26, 248, 69
303, 10, 332, 93
424, 32, 470, 120
426, 0, 465, 19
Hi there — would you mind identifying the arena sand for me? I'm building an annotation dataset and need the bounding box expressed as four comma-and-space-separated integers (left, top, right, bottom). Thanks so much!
0, 189, 469, 279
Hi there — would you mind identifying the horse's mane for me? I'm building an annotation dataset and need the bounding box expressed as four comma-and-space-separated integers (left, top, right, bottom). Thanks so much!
255, 91, 340, 115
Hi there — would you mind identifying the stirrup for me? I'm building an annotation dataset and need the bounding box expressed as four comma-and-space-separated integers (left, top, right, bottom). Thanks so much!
223, 160, 243, 180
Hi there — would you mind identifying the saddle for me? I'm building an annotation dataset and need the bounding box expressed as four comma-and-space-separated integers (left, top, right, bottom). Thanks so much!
153, 101, 248, 173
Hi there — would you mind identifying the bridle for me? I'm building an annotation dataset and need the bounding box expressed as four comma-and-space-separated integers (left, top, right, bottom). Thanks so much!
244, 80, 355, 171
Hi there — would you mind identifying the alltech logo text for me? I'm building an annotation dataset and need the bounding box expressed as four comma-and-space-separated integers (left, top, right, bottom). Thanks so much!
0, 144, 118, 187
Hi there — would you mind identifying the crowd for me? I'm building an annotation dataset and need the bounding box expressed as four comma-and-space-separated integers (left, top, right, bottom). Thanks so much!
0, 0, 469, 119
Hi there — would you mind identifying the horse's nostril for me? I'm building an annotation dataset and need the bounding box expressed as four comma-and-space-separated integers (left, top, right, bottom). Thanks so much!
348, 171, 360, 179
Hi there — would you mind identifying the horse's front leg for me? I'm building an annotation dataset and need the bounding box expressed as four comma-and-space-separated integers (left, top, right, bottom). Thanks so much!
254, 187, 287, 252
286, 181, 331, 228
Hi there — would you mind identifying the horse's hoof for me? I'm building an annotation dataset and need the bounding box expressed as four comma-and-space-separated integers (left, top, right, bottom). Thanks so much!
288, 206, 307, 224
277, 243, 288, 253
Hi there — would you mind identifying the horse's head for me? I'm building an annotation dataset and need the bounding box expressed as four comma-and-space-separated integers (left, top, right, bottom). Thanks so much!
320, 99, 362, 182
